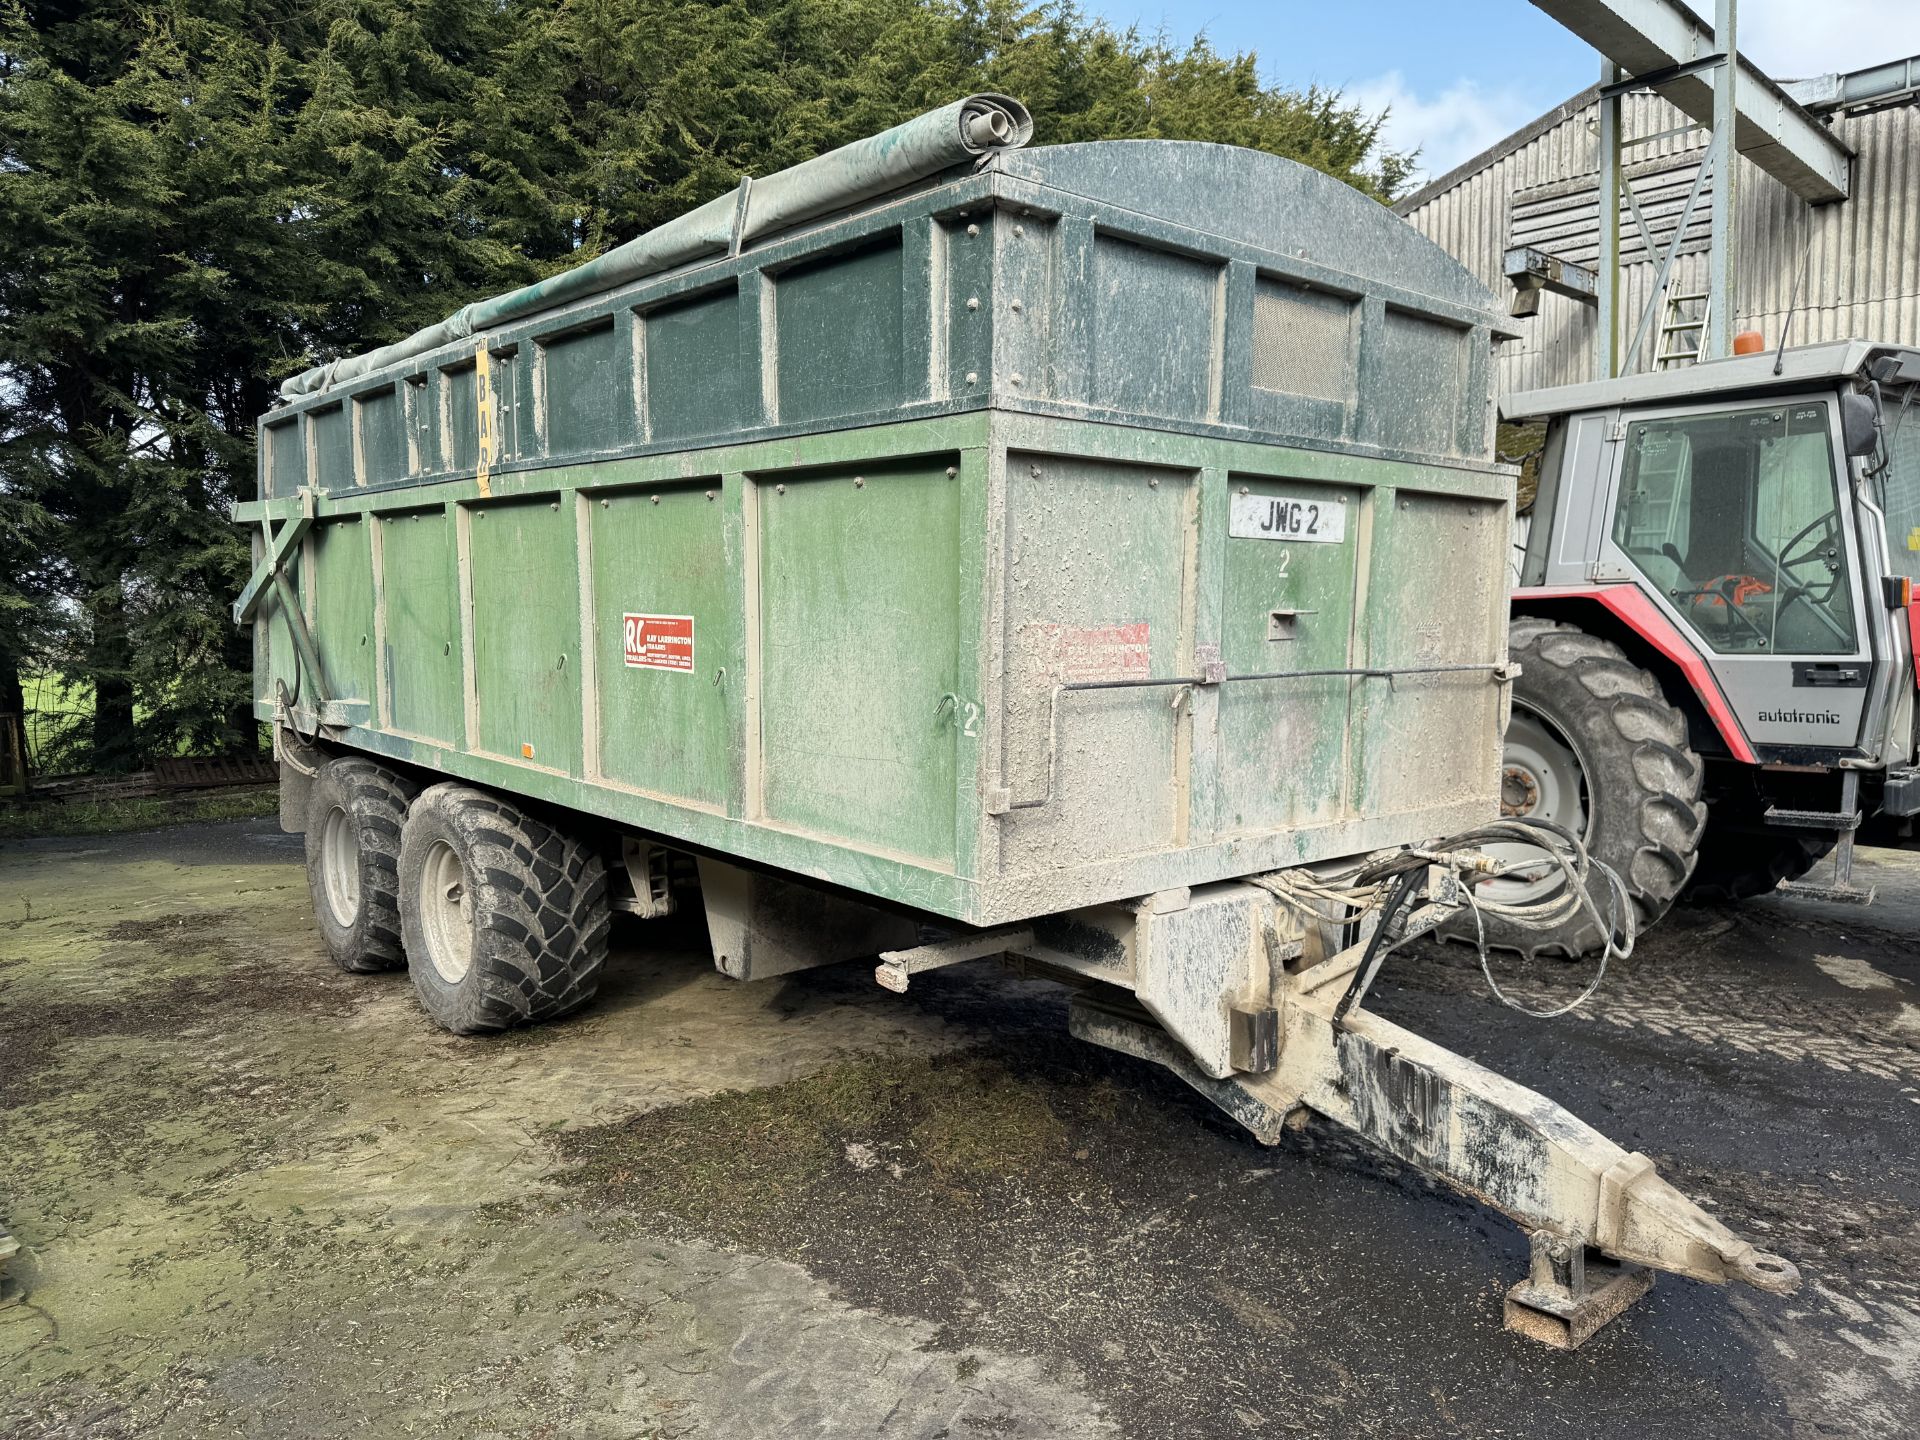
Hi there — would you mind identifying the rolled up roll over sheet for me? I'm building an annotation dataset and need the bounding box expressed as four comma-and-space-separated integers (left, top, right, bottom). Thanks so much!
280, 95, 1033, 398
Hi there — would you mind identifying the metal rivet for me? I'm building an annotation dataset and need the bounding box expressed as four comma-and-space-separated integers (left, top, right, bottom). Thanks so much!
1014, 225, 1025, 237
1239, 486, 1249, 495
549, 501, 558, 511
966, 297, 980, 311
705, 490, 715, 500
965, 371, 978, 384
1010, 373, 1023, 386
776, 484, 786, 495
650, 494, 660, 505
966, 224, 979, 237
945, 466, 957, 478
1030, 465, 1042, 478
601, 498, 609, 508
853, 476, 865, 488
1010, 299, 1022, 312
1149, 477, 1159, 488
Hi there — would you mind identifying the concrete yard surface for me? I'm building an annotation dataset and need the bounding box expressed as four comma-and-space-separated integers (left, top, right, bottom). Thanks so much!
3, 821, 1920, 1437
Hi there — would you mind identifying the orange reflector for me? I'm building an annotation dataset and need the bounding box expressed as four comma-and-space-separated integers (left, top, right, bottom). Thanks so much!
521, 743, 535, 759
1733, 330, 1767, 355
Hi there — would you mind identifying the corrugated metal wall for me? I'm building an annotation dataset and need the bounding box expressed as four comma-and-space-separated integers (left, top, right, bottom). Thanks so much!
1402, 92, 1920, 395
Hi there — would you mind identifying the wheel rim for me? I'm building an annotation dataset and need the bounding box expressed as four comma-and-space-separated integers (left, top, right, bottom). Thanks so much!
417, 839, 475, 983
319, 805, 361, 927
1482, 704, 1591, 906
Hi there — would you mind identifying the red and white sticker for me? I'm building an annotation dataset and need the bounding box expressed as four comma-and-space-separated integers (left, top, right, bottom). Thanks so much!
1031, 621, 1152, 683
622, 613, 695, 673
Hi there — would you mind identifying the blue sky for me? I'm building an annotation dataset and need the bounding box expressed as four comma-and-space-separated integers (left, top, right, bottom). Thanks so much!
1084, 1, 1920, 186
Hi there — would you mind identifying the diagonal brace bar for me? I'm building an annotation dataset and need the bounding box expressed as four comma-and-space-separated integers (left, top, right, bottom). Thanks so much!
1624, 149, 1716, 371
233, 488, 316, 624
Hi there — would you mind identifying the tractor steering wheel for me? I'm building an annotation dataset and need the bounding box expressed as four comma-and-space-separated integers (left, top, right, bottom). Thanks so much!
1774, 512, 1843, 604
1678, 574, 1774, 644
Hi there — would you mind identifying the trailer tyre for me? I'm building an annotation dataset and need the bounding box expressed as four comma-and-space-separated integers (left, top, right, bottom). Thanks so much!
1463, 617, 1706, 958
304, 756, 420, 974
398, 783, 609, 1034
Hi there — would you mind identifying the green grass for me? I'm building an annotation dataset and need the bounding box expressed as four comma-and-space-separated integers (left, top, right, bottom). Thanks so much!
0, 786, 278, 841
16, 668, 269, 777
18, 669, 94, 772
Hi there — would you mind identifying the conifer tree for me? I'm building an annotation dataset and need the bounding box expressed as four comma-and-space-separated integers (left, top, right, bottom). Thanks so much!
0, 0, 1413, 770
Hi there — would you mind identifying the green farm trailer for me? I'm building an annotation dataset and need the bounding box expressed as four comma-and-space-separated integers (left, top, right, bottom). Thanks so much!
236, 97, 1798, 1345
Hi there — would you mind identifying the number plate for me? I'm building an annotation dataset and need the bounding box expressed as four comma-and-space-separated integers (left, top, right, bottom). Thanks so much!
1229, 492, 1346, 544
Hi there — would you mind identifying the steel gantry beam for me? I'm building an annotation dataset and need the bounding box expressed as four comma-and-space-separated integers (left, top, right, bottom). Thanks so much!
1528, 0, 1853, 204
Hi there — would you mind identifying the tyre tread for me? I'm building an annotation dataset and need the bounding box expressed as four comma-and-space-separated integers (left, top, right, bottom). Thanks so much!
305, 756, 419, 974
400, 783, 608, 1034
1488, 618, 1707, 958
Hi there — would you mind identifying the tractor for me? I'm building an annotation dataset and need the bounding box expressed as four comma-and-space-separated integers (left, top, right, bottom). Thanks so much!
1489, 341, 1920, 954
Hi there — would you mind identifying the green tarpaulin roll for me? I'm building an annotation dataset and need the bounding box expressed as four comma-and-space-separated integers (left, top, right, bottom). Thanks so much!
280, 94, 1032, 399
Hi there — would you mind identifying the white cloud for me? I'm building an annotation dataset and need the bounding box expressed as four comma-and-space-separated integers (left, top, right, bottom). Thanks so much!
1734, 0, 1920, 80
1348, 72, 1542, 188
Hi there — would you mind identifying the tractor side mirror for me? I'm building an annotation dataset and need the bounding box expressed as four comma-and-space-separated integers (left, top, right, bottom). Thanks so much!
1839, 393, 1880, 458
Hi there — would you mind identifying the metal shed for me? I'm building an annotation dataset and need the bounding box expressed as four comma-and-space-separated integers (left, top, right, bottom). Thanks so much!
1397, 53, 1920, 392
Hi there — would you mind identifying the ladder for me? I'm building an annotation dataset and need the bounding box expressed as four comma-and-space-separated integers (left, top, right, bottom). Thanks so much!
1657, 290, 1711, 368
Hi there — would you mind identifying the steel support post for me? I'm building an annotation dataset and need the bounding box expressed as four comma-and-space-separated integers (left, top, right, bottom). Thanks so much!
1596, 62, 1624, 379
1704, 0, 1739, 360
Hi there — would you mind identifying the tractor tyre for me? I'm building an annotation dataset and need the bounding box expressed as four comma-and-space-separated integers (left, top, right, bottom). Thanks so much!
305, 755, 420, 974
1461, 617, 1707, 958
1684, 824, 1835, 903
398, 782, 609, 1034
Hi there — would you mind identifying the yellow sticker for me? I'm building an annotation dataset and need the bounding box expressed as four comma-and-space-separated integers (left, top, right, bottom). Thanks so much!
475, 342, 494, 499
1907, 526, 1920, 552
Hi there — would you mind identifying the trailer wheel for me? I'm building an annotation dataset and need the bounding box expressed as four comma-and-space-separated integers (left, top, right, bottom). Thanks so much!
1685, 826, 1834, 903
1460, 617, 1706, 957
304, 756, 419, 974
398, 783, 609, 1034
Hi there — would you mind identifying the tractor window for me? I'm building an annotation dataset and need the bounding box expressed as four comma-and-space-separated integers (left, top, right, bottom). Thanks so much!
1611, 403, 1856, 655
1881, 390, 1920, 587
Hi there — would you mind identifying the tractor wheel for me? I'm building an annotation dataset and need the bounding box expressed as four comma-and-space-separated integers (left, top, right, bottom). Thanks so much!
1460, 617, 1707, 958
398, 782, 609, 1034
1685, 823, 1834, 903
304, 755, 419, 974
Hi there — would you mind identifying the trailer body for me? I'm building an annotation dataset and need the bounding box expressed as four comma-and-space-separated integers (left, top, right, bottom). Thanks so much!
242, 141, 1513, 930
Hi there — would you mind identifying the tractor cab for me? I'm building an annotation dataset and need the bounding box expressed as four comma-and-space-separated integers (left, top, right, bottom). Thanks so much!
1513, 342, 1920, 768
1494, 343, 1920, 927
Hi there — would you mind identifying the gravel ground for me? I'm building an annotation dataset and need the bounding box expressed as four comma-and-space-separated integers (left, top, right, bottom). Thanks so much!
2, 819, 1918, 1438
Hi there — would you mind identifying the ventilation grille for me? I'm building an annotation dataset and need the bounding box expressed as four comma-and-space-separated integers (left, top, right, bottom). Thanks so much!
1251, 279, 1354, 403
